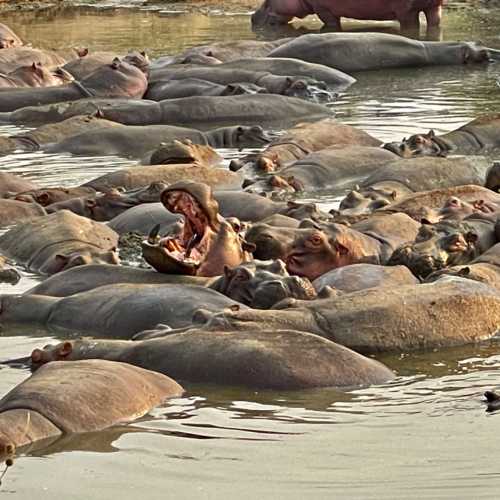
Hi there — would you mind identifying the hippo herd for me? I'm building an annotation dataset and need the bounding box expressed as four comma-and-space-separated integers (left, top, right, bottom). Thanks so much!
1, 17, 500, 459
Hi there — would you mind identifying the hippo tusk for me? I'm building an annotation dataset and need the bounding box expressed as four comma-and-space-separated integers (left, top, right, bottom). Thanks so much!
148, 224, 161, 244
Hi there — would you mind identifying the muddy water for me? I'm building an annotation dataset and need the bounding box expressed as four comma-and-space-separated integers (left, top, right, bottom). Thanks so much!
0, 2, 500, 498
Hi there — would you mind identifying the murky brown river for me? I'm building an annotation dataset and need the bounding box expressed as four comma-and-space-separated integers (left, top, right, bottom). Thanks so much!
0, 2, 500, 498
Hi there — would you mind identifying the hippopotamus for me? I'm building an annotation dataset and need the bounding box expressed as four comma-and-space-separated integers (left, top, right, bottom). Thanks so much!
246, 213, 420, 279
0, 47, 71, 74
12, 186, 96, 206
83, 164, 242, 193
388, 216, 498, 278
0, 254, 20, 285
0, 57, 148, 112
0, 198, 46, 227
231, 118, 381, 173
145, 78, 266, 101
25, 264, 212, 297
427, 243, 500, 291
484, 391, 500, 412
252, 0, 443, 30
45, 124, 270, 159
27, 331, 394, 390
0, 283, 245, 336
213, 57, 355, 88
248, 146, 396, 194
268, 33, 493, 73
337, 184, 500, 221
193, 278, 500, 353
0, 210, 119, 275
147, 140, 223, 166
0, 114, 123, 155
142, 182, 253, 277
312, 263, 418, 294
210, 260, 317, 308
0, 94, 332, 128
0, 24, 23, 49
0, 360, 183, 459
0, 63, 73, 89
383, 115, 500, 158
0, 172, 39, 197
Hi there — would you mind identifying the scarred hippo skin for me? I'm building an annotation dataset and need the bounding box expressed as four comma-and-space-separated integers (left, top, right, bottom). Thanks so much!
313, 263, 418, 294
0, 24, 23, 49
388, 216, 498, 279
142, 182, 253, 277
0, 58, 148, 112
214, 58, 356, 87
268, 33, 491, 73
427, 243, 500, 291
83, 164, 242, 193
210, 260, 317, 308
0, 172, 39, 197
232, 118, 382, 173
0, 210, 119, 275
25, 264, 213, 297
249, 146, 397, 194
0, 198, 46, 227
0, 94, 332, 128
383, 115, 500, 158
0, 359, 183, 458
252, 0, 443, 30
46, 124, 270, 159
196, 278, 500, 354
0, 63, 73, 89
28, 331, 394, 390
0, 284, 246, 336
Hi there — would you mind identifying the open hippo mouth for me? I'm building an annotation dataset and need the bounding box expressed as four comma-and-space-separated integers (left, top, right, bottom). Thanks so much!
142, 188, 215, 274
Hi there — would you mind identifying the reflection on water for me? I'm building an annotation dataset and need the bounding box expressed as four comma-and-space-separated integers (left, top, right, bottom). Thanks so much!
1, 2, 500, 498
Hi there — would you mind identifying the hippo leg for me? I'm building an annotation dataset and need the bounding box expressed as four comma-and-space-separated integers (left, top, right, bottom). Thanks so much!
398, 11, 421, 31
316, 9, 341, 29
425, 5, 442, 27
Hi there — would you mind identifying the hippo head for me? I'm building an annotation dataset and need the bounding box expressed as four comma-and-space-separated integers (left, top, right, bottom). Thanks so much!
338, 188, 396, 217
123, 50, 150, 75
282, 77, 331, 102
211, 259, 317, 308
388, 220, 480, 279
31, 341, 75, 367
232, 125, 272, 149
435, 197, 496, 222
10, 63, 73, 88
461, 42, 491, 64
150, 140, 219, 166
45, 249, 120, 275
142, 181, 221, 275
245, 223, 294, 260
383, 130, 451, 158
283, 200, 331, 222
251, 0, 294, 26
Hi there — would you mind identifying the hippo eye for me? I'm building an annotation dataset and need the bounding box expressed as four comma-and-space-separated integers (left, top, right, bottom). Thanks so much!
309, 233, 322, 245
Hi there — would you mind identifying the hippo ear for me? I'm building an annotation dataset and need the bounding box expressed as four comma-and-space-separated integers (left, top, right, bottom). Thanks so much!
31, 62, 37, 70
77, 47, 89, 57
37, 192, 50, 205
428, 130, 436, 138
57, 341, 73, 358
94, 109, 105, 119
31, 348, 43, 364
242, 241, 257, 253
223, 265, 234, 277
140, 50, 146, 57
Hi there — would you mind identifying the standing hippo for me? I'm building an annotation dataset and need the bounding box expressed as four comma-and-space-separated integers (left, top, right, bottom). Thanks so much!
0, 57, 148, 112
0, 360, 183, 459
252, 0, 443, 30
27, 331, 395, 390
383, 115, 500, 158
142, 182, 253, 277
268, 33, 492, 73
0, 24, 23, 49
0, 63, 73, 89
0, 210, 119, 275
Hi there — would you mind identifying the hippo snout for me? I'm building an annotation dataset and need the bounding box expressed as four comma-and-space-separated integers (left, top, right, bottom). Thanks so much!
382, 141, 410, 158
388, 246, 445, 279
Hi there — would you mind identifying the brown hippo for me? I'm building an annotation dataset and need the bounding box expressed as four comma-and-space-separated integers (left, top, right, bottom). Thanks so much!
13, 186, 96, 206
210, 260, 317, 308
0, 172, 39, 197
0, 57, 148, 112
0, 94, 331, 128
268, 33, 493, 73
84, 164, 242, 193
383, 115, 500, 158
0, 47, 77, 75
142, 182, 253, 277
312, 263, 418, 294
0, 63, 73, 89
252, 0, 443, 30
0, 210, 119, 275
0, 359, 183, 459
0, 283, 245, 336
0, 198, 46, 227
45, 124, 270, 159
192, 278, 500, 354
27, 331, 394, 390
231, 118, 382, 173
388, 215, 498, 279
0, 254, 20, 285
0, 24, 23, 49
25, 264, 213, 297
